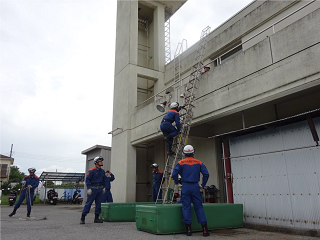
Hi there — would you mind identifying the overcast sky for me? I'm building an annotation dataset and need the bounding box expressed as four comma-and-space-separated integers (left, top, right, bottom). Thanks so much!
0, 0, 252, 176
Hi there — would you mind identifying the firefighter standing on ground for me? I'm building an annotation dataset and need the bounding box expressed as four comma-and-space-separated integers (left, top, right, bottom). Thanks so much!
9, 167, 39, 218
101, 170, 115, 203
160, 102, 182, 155
172, 145, 210, 237
80, 156, 106, 224
151, 163, 163, 202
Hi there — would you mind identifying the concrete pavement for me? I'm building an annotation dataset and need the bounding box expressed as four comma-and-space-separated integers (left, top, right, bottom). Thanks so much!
0, 204, 318, 240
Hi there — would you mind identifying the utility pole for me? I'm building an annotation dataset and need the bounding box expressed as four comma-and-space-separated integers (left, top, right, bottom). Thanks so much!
9, 144, 13, 158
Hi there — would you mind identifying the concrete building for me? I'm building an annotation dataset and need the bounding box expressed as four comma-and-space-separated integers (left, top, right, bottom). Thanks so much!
110, 0, 320, 230
0, 154, 14, 183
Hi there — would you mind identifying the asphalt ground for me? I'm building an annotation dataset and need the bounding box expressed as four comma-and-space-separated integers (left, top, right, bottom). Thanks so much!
0, 204, 318, 240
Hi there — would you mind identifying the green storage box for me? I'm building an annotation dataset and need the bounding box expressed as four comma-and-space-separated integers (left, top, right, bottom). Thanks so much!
100, 202, 157, 222
135, 203, 243, 234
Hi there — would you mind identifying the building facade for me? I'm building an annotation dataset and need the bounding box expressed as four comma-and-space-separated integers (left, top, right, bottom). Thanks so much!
111, 0, 320, 230
0, 154, 14, 183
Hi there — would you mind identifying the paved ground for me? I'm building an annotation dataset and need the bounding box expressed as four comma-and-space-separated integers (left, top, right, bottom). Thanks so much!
0, 204, 318, 240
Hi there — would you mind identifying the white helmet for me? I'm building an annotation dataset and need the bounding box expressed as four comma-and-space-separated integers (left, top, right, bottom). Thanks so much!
93, 156, 104, 164
170, 102, 179, 109
183, 145, 194, 154
28, 167, 36, 173
151, 163, 158, 168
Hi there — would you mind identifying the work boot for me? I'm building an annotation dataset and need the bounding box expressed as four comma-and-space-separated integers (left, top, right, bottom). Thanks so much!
8, 209, 17, 217
27, 211, 31, 217
94, 214, 103, 223
202, 223, 210, 237
80, 214, 86, 224
185, 224, 192, 236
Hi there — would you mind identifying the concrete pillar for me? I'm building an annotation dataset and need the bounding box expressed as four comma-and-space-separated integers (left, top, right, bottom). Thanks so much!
111, 1, 138, 202
153, 4, 165, 72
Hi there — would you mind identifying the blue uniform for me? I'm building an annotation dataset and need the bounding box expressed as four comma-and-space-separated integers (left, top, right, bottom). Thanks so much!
82, 167, 106, 216
172, 157, 209, 225
160, 108, 181, 151
101, 173, 115, 203
152, 170, 163, 202
14, 175, 39, 212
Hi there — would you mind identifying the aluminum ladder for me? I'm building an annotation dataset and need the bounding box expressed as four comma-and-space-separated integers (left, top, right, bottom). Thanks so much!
156, 26, 211, 204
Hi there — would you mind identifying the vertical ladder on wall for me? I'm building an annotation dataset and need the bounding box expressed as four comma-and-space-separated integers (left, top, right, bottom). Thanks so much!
156, 26, 211, 204
173, 39, 188, 85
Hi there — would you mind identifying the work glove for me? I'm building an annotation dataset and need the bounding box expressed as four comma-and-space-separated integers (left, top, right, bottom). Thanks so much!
21, 180, 26, 185
102, 188, 106, 194
27, 185, 32, 189
87, 189, 92, 195
105, 171, 111, 177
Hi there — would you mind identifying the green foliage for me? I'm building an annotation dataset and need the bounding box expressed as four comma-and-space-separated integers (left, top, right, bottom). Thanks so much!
9, 166, 25, 183
55, 183, 84, 189
1, 194, 40, 205
1, 181, 11, 194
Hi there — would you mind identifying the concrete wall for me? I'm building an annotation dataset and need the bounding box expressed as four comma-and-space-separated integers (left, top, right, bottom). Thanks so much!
112, 0, 320, 203
131, 7, 320, 144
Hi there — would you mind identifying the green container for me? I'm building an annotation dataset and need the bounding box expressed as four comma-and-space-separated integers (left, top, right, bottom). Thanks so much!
135, 203, 243, 234
100, 202, 157, 222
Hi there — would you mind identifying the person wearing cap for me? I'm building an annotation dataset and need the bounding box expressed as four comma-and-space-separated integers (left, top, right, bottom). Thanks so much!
201, 66, 210, 75
160, 101, 182, 155
9, 167, 39, 218
172, 145, 210, 237
151, 163, 164, 202
101, 170, 115, 203
80, 156, 106, 224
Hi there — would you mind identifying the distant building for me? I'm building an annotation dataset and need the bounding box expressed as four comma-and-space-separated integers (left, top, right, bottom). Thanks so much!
0, 154, 14, 183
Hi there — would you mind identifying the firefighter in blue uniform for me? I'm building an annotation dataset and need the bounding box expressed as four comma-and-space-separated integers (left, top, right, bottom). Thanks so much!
101, 170, 115, 203
151, 163, 163, 202
9, 167, 39, 218
160, 102, 182, 155
172, 145, 210, 237
80, 156, 106, 224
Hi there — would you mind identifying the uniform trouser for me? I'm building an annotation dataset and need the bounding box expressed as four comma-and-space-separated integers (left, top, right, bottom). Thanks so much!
101, 190, 113, 203
181, 182, 207, 225
14, 189, 34, 212
160, 122, 179, 151
152, 183, 162, 202
82, 188, 103, 215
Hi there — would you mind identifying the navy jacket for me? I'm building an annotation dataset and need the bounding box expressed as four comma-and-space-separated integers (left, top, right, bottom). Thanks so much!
161, 109, 181, 131
20, 175, 39, 191
104, 173, 115, 190
153, 170, 163, 185
172, 157, 209, 187
86, 167, 106, 189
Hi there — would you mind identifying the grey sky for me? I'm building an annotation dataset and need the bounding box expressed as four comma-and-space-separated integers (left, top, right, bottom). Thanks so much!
0, 0, 252, 176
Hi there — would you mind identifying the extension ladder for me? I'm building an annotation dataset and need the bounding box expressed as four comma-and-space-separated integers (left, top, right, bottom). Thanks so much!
156, 26, 211, 203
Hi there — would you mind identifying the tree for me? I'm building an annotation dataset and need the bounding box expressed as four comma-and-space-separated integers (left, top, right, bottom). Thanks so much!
9, 166, 25, 183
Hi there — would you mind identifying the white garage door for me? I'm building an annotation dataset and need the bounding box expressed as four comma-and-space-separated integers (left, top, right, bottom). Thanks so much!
229, 117, 320, 229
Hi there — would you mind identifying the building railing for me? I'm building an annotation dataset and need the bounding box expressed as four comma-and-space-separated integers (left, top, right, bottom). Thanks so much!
135, 0, 316, 111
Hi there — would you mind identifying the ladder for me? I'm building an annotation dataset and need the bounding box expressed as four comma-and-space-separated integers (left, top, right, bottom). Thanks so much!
156, 26, 211, 204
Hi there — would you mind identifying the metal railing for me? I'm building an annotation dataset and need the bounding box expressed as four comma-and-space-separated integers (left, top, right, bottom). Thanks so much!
135, 0, 316, 110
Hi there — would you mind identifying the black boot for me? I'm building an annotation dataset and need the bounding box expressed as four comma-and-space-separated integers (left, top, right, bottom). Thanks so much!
94, 214, 103, 223
80, 214, 85, 224
185, 224, 192, 236
202, 223, 210, 237
27, 211, 31, 217
8, 209, 17, 217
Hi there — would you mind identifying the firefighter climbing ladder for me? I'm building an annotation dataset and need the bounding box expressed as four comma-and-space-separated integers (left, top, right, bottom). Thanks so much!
156, 26, 211, 204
